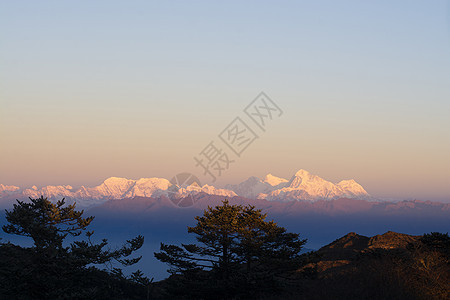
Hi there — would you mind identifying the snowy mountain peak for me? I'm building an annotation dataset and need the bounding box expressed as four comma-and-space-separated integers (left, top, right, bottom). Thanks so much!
175, 184, 236, 198
263, 174, 288, 186
134, 177, 171, 187
225, 176, 271, 199
294, 169, 312, 177
0, 184, 20, 192
337, 179, 358, 186
189, 181, 201, 188
287, 169, 328, 189
124, 178, 172, 198
337, 180, 368, 195
225, 169, 370, 202
103, 177, 135, 186
263, 170, 370, 202
97, 177, 136, 198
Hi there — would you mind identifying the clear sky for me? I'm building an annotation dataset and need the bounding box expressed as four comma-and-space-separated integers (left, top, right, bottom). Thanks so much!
1, 1, 449, 201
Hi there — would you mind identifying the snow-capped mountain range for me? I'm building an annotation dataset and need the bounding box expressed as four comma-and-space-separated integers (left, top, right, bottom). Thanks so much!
0, 169, 370, 207
225, 170, 370, 201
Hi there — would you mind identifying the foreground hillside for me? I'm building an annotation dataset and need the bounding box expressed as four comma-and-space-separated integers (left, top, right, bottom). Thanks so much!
298, 231, 449, 299
152, 231, 450, 299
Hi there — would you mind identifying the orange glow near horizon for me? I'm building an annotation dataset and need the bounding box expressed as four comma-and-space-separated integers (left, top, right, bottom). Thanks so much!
0, 1, 449, 202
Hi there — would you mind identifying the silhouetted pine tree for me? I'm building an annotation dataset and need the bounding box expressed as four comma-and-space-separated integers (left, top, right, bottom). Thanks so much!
0, 196, 150, 299
154, 199, 307, 298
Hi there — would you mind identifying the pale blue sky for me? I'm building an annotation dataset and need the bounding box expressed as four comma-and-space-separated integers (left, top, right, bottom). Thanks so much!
1, 1, 449, 201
